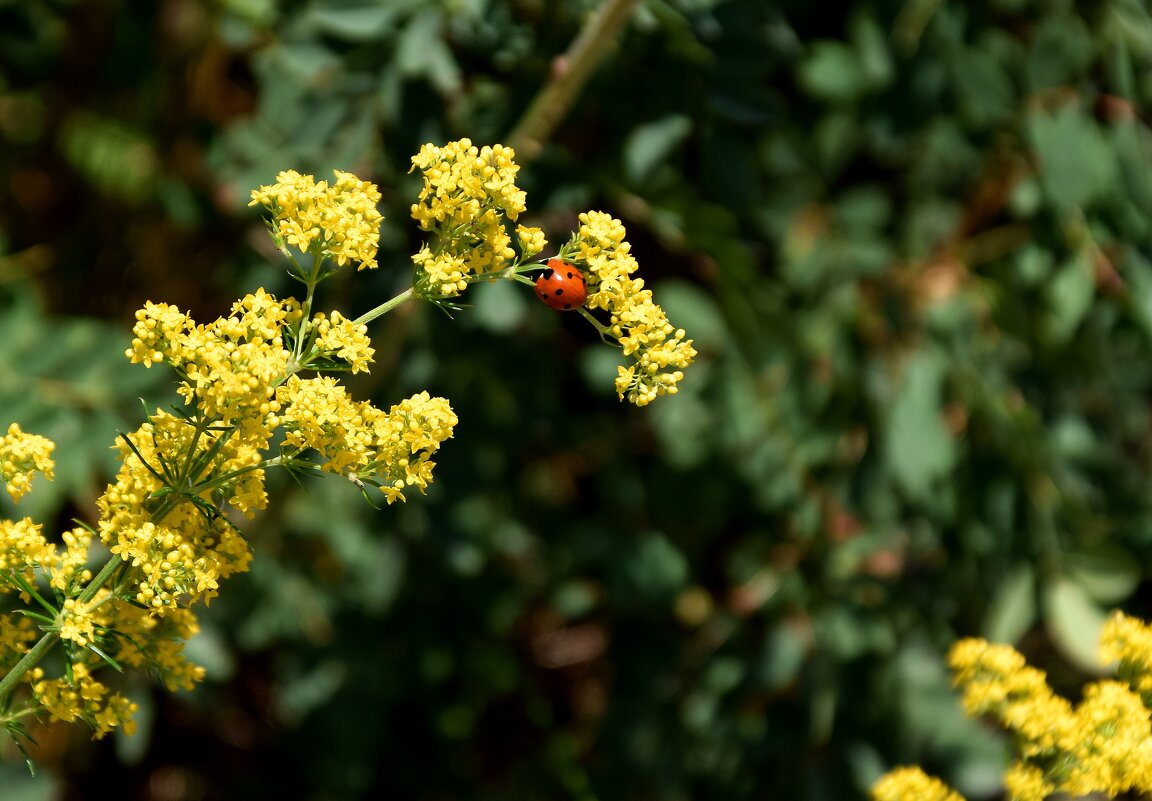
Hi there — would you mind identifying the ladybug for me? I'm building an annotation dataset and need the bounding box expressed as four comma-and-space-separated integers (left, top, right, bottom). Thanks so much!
534, 258, 587, 311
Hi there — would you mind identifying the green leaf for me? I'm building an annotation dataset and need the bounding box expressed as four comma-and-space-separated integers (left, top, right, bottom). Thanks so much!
620, 532, 689, 602
797, 41, 866, 104
1026, 14, 1095, 91
396, 10, 461, 94
623, 115, 693, 183
1044, 249, 1095, 343
982, 564, 1036, 644
850, 14, 893, 90
757, 623, 809, 690
305, 6, 398, 40
1043, 577, 1109, 673
884, 350, 956, 502
1028, 105, 1117, 213
1066, 543, 1142, 604
950, 47, 1015, 127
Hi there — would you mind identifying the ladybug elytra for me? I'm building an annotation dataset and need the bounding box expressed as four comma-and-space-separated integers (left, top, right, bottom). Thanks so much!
534, 258, 587, 311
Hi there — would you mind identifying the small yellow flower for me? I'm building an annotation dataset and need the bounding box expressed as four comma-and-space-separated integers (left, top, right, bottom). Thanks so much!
48, 526, 94, 591
0, 422, 56, 502
516, 224, 547, 258
125, 301, 191, 367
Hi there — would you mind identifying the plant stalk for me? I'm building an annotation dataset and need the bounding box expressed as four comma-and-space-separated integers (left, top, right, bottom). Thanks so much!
506, 0, 643, 162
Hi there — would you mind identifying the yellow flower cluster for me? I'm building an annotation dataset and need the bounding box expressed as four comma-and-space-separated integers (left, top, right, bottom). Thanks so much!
576, 211, 696, 406
516, 224, 547, 258
49, 526, 93, 592
31, 662, 138, 739
369, 390, 459, 504
277, 379, 457, 503
0, 422, 55, 502
98, 412, 255, 611
0, 517, 53, 589
0, 614, 35, 670
57, 598, 96, 646
127, 289, 300, 432
102, 603, 206, 692
409, 139, 541, 297
874, 616, 1152, 801
0, 519, 92, 602
7, 574, 203, 740
3, 162, 478, 747
249, 170, 384, 270
1100, 610, 1152, 704
946, 635, 1152, 800
871, 766, 966, 801
314, 310, 375, 374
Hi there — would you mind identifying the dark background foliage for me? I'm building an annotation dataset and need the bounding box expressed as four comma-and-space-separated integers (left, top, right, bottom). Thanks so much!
3, 0, 1152, 799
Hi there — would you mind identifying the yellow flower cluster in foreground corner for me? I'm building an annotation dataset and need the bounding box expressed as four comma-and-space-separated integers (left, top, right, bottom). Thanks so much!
872, 767, 966, 801
409, 139, 542, 298
576, 211, 697, 406
1100, 608, 1152, 704
0, 423, 55, 502
872, 611, 1152, 801
249, 169, 383, 270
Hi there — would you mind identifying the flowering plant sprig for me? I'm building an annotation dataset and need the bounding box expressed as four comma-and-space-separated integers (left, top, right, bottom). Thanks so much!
408, 138, 696, 406
0, 139, 694, 760
872, 611, 1152, 801
0, 166, 452, 759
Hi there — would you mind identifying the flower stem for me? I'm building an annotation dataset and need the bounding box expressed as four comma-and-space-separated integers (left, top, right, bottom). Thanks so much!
77, 554, 126, 606
354, 287, 415, 327
0, 629, 59, 704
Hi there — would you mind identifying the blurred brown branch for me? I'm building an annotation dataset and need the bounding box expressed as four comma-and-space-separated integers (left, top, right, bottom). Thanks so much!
507, 0, 641, 161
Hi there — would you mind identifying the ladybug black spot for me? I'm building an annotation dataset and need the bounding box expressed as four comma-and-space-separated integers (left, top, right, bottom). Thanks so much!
554, 289, 564, 296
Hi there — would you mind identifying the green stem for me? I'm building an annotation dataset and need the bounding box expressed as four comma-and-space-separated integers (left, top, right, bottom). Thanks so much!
354, 287, 415, 327
0, 630, 59, 704
193, 455, 286, 496
578, 306, 610, 335
506, 0, 642, 162
294, 279, 319, 364
76, 554, 126, 606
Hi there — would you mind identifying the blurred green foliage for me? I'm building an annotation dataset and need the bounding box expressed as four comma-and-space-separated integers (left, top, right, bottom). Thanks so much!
4, 0, 1152, 799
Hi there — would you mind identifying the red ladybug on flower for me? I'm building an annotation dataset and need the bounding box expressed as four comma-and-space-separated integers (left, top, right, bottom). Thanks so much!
534, 258, 587, 311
